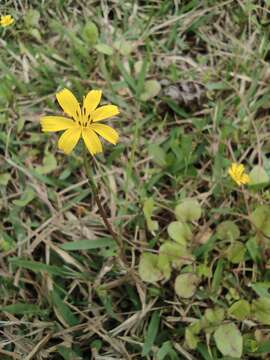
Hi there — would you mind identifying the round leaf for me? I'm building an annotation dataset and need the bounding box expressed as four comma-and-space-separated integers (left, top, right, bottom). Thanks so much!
249, 165, 269, 185
252, 297, 270, 325
140, 80, 161, 101
226, 241, 246, 263
174, 273, 199, 298
159, 241, 193, 268
251, 205, 270, 237
168, 221, 192, 245
82, 21, 99, 46
228, 300, 250, 320
138, 253, 163, 283
216, 221, 240, 241
214, 323, 243, 358
175, 198, 202, 222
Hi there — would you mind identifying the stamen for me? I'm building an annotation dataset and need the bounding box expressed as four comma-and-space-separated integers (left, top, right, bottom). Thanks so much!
83, 107, 86, 116
78, 121, 81, 126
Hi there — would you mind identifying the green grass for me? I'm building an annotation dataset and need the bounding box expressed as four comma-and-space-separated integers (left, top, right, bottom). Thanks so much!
1, 0, 270, 359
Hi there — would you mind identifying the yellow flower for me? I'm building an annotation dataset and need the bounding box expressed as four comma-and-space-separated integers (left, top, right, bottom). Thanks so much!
228, 163, 250, 186
41, 89, 119, 155
0, 15, 14, 27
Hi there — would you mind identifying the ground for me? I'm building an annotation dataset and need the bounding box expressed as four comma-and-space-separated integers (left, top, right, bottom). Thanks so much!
1, 0, 270, 359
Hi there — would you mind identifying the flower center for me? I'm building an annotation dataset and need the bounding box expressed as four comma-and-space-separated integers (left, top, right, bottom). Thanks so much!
73, 106, 93, 128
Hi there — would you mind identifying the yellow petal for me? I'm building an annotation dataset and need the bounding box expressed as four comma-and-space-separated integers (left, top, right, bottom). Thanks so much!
56, 88, 81, 120
92, 105, 119, 122
58, 127, 81, 154
83, 90, 102, 116
40, 116, 75, 132
241, 174, 250, 184
82, 128, 103, 155
91, 123, 119, 145
1, 15, 14, 27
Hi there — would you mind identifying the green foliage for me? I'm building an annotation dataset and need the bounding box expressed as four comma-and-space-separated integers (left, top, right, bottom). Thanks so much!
174, 273, 199, 298
142, 311, 160, 356
82, 21, 99, 46
214, 323, 243, 358
167, 221, 192, 245
138, 253, 163, 283
228, 300, 250, 320
175, 198, 202, 222
143, 197, 159, 233
249, 165, 269, 185
251, 205, 270, 236
252, 297, 270, 325
140, 80, 161, 101
216, 221, 240, 241
226, 241, 246, 263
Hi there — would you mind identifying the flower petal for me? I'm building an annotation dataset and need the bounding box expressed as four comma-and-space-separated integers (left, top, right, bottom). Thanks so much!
241, 174, 250, 184
90, 123, 119, 145
83, 90, 102, 116
91, 105, 119, 122
40, 116, 76, 132
56, 88, 81, 120
82, 128, 103, 155
58, 127, 81, 154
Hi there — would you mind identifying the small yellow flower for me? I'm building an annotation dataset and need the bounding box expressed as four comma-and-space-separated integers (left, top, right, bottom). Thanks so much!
228, 163, 250, 186
0, 15, 14, 27
41, 89, 119, 155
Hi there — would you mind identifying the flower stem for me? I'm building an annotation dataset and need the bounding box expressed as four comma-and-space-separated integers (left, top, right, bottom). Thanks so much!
83, 151, 125, 260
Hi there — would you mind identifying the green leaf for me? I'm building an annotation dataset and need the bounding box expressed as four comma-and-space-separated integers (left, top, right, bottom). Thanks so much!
175, 198, 202, 222
60, 238, 115, 251
28, 28, 42, 42
0, 173, 11, 186
216, 221, 240, 241
157, 341, 178, 360
143, 197, 159, 233
140, 80, 161, 101
214, 323, 243, 358
174, 273, 199, 298
246, 236, 261, 263
142, 311, 160, 356
51, 290, 79, 327
148, 144, 167, 167
250, 282, 270, 298
94, 43, 114, 55
203, 307, 225, 330
249, 165, 269, 185
167, 221, 192, 245
228, 300, 250, 320
114, 39, 133, 56
36, 152, 57, 175
82, 21, 99, 45
211, 259, 224, 294
138, 253, 163, 283
252, 297, 270, 325
185, 328, 199, 350
25, 9, 40, 27
226, 241, 246, 263
9, 257, 73, 277
157, 254, 171, 280
57, 346, 82, 360
1, 303, 42, 315
159, 241, 193, 268
251, 205, 270, 236
13, 187, 36, 207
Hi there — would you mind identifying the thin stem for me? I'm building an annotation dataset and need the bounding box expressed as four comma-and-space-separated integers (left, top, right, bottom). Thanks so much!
83, 150, 124, 256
